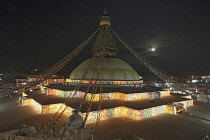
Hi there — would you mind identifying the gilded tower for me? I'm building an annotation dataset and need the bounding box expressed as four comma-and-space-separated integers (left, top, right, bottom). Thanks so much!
92, 9, 118, 57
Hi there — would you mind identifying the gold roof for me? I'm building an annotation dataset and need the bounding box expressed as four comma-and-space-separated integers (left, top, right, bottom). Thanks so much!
93, 25, 117, 50
92, 9, 118, 57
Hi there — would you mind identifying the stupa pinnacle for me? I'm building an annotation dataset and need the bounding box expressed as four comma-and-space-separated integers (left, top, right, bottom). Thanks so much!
92, 9, 118, 58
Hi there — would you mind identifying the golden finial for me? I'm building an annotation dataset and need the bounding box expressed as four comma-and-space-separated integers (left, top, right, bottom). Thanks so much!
103, 8, 108, 16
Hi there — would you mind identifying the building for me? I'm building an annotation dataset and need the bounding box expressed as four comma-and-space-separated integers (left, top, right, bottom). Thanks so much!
190, 75, 210, 83
182, 75, 210, 94
15, 75, 65, 87
23, 10, 193, 122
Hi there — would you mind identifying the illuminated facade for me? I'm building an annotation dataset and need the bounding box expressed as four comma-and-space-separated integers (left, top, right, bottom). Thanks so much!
22, 97, 193, 122
15, 75, 65, 87
66, 79, 143, 85
45, 88, 170, 101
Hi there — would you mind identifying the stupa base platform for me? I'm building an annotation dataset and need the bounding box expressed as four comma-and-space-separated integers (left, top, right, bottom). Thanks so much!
22, 89, 193, 122
0, 95, 209, 140
43, 84, 171, 101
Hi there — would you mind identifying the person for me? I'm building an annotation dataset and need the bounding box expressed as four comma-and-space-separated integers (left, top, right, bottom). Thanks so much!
18, 96, 27, 105
18, 96, 22, 105
189, 112, 192, 116
66, 110, 84, 131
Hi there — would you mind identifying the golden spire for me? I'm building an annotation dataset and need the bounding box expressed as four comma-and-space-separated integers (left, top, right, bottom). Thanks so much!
92, 9, 118, 58
103, 8, 108, 16
100, 9, 111, 26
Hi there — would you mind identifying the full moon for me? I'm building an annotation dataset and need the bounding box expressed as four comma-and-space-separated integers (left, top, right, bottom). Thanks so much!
151, 48, 156, 51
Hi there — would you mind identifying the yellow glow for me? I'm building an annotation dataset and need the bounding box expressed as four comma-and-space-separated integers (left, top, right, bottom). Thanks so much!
66, 80, 142, 85
66, 79, 72, 82
164, 105, 176, 114
100, 21, 111, 26
22, 98, 42, 113
22, 98, 33, 105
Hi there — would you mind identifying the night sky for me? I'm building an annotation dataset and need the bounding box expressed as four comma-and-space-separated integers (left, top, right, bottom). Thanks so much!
1, 0, 210, 76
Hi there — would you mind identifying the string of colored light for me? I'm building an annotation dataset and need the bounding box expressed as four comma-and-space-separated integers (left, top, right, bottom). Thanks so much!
46, 89, 170, 101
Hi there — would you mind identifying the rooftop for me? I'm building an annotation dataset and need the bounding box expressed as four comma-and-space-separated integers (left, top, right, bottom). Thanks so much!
47, 83, 164, 93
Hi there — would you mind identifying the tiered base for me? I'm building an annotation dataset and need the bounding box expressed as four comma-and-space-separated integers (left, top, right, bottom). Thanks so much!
22, 88, 193, 123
